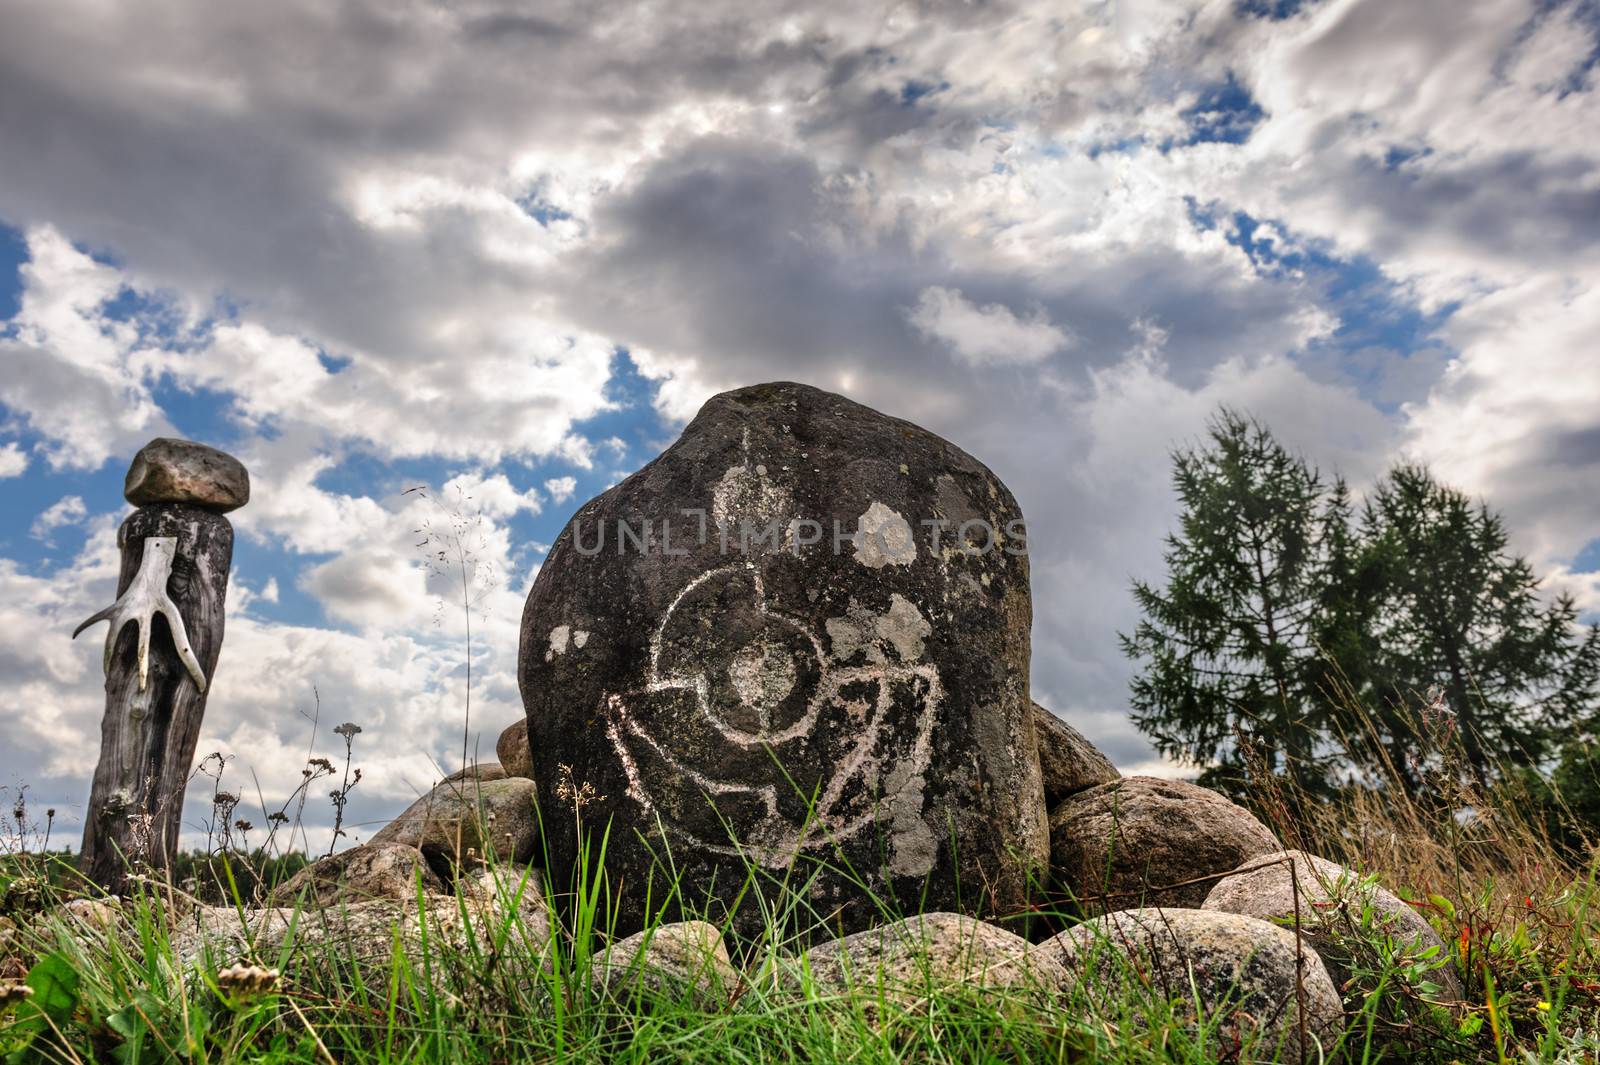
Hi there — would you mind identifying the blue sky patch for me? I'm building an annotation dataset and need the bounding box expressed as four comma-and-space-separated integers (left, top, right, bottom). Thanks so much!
1176, 75, 1266, 146
1236, 0, 1313, 18
0, 225, 27, 321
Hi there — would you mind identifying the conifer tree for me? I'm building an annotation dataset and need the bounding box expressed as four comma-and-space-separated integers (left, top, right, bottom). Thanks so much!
1122, 409, 1344, 792
1358, 464, 1600, 785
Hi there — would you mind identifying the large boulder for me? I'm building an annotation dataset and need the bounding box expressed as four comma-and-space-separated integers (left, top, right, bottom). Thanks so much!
1048, 908, 1344, 1059
1032, 701, 1118, 804
1049, 777, 1278, 913
496, 718, 533, 779
369, 777, 537, 866
1203, 849, 1463, 1002
520, 382, 1045, 935
785, 912, 1066, 1002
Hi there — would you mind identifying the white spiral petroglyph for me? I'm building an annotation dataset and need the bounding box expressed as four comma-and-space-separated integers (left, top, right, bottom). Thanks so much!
602, 564, 942, 870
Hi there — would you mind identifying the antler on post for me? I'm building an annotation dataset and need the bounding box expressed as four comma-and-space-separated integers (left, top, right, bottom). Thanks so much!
73, 536, 208, 692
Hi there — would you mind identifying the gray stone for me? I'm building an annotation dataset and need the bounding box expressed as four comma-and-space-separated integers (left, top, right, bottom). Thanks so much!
496, 717, 533, 779
175, 866, 549, 973
271, 842, 446, 907
593, 921, 739, 1007
1049, 776, 1279, 913
369, 777, 536, 865
442, 761, 509, 785
521, 382, 1045, 936
1033, 701, 1119, 804
785, 912, 1067, 1002
1048, 907, 1344, 1060
124, 438, 250, 513
1203, 849, 1463, 1002
171, 904, 293, 967
58, 898, 122, 932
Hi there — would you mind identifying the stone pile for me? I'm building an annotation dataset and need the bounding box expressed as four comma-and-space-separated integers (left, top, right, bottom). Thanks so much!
140, 383, 1461, 1051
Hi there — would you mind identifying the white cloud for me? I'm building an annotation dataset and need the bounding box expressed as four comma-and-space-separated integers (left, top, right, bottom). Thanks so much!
300, 549, 432, 633
0, 228, 174, 470
438, 470, 542, 521
0, 230, 617, 485
1402, 277, 1600, 573
30, 495, 87, 542
153, 320, 617, 466
905, 286, 1072, 366
0, 443, 28, 478
544, 476, 577, 504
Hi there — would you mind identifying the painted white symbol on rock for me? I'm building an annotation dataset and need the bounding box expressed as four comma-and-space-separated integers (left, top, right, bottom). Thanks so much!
602, 565, 942, 872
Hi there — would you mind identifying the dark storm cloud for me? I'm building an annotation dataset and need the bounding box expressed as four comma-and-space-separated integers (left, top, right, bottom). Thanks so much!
565, 133, 1330, 397
1335, 149, 1600, 265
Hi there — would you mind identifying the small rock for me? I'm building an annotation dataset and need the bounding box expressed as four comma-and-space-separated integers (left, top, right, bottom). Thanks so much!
1203, 849, 1463, 1002
496, 718, 533, 779
442, 761, 509, 785
785, 912, 1066, 1003
593, 921, 738, 1007
370, 776, 537, 866
271, 843, 446, 908
1049, 776, 1279, 913
124, 438, 250, 513
1049, 907, 1344, 1060
176, 866, 549, 974
1033, 701, 1119, 804
171, 905, 294, 967
60, 898, 122, 931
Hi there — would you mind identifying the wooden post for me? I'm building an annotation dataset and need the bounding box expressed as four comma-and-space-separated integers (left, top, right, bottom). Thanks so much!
74, 439, 247, 893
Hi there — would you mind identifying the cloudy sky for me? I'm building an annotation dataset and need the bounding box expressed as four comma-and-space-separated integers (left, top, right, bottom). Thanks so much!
1, 0, 1596, 852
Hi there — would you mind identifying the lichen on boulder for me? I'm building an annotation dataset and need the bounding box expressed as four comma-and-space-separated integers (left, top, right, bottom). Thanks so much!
369, 776, 537, 866
1033, 701, 1119, 804
592, 920, 738, 1007
123, 437, 250, 512
271, 842, 446, 908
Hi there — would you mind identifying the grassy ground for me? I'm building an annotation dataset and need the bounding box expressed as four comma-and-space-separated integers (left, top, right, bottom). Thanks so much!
4, 716, 1599, 1063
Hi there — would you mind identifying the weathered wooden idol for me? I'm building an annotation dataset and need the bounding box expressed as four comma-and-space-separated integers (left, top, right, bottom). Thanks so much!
73, 438, 248, 891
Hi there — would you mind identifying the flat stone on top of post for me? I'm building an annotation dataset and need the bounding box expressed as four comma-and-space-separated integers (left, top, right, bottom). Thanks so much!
124, 437, 250, 513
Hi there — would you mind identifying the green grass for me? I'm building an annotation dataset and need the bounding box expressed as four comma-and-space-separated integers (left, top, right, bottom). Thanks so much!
5, 690, 1600, 1064
2, 819, 1598, 1065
